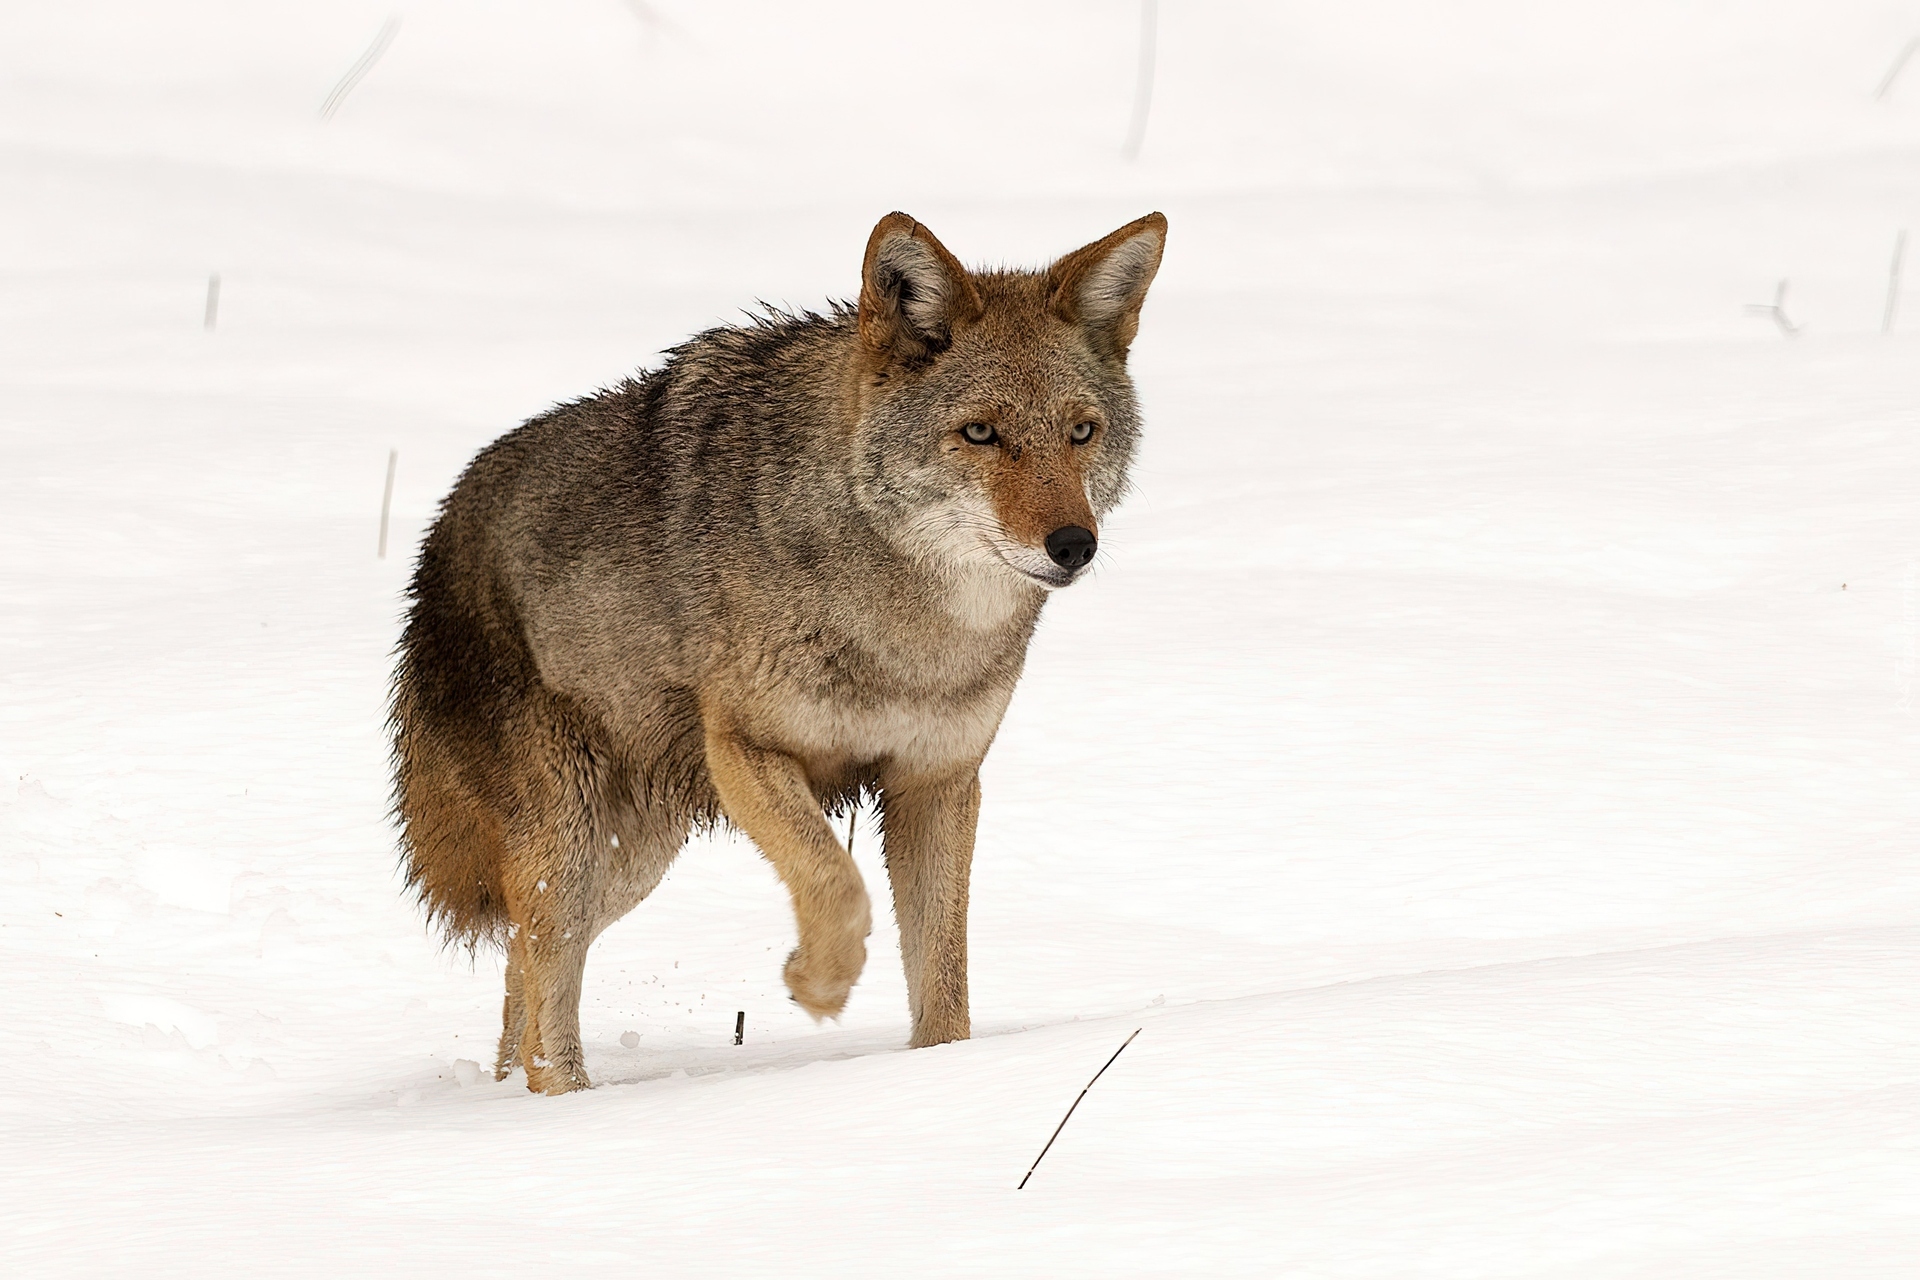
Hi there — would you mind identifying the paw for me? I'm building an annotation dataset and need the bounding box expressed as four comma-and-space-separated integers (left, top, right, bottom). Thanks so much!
783, 940, 866, 1021
909, 1015, 970, 1049
524, 1054, 591, 1095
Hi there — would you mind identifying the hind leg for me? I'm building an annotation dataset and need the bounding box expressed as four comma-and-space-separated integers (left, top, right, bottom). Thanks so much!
494, 930, 528, 1081
508, 845, 596, 1095
520, 925, 592, 1094
508, 806, 690, 1095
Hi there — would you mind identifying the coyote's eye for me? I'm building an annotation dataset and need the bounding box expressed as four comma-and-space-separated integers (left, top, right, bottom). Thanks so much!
1070, 421, 1097, 445
962, 422, 998, 445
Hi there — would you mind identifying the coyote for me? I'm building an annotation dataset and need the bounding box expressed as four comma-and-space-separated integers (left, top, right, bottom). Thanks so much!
390, 212, 1166, 1093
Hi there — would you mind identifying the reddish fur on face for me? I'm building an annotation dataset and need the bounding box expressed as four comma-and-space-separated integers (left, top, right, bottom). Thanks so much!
979, 441, 1097, 549
859, 256, 1117, 553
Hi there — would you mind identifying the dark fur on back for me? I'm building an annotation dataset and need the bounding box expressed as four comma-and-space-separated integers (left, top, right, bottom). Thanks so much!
390, 306, 860, 944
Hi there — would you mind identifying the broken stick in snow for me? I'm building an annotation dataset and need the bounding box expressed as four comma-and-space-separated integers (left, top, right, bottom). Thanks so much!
1018, 1028, 1142, 1190
1744, 279, 1800, 338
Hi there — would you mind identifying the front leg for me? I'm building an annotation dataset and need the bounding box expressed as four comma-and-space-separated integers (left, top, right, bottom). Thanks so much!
704, 721, 871, 1020
880, 767, 979, 1047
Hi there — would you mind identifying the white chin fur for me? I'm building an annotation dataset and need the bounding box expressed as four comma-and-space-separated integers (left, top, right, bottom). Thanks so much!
990, 542, 1077, 590
893, 504, 1080, 600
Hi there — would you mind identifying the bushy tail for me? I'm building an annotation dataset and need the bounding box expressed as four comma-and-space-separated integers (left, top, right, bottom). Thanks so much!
390, 665, 513, 949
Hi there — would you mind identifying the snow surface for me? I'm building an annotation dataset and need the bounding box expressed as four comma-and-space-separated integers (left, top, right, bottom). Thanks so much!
4, 1, 1919, 1274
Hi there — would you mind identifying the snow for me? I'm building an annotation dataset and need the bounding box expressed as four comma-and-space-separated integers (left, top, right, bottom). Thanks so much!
3, 1, 1918, 1274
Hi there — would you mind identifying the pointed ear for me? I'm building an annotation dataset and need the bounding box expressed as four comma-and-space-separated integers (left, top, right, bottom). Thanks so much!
857, 212, 985, 365
1046, 212, 1167, 361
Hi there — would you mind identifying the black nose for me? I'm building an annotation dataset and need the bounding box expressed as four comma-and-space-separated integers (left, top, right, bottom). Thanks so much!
1044, 524, 1098, 570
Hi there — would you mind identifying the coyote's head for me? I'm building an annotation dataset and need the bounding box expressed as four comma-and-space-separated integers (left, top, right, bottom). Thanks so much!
850, 212, 1165, 597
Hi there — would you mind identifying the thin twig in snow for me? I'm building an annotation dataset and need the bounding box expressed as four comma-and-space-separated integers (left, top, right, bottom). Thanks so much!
1018, 1028, 1142, 1190
1121, 0, 1159, 160
1874, 36, 1920, 101
378, 449, 398, 559
1884, 231, 1907, 335
320, 17, 401, 121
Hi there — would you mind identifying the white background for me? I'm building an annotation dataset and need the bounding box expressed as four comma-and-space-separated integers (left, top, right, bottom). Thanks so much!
3, 2, 1917, 1274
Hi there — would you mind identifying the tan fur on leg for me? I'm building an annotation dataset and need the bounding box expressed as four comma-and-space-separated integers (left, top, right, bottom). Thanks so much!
881, 768, 978, 1047
494, 930, 528, 1081
703, 719, 871, 1019
503, 819, 598, 1095
518, 926, 591, 1094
